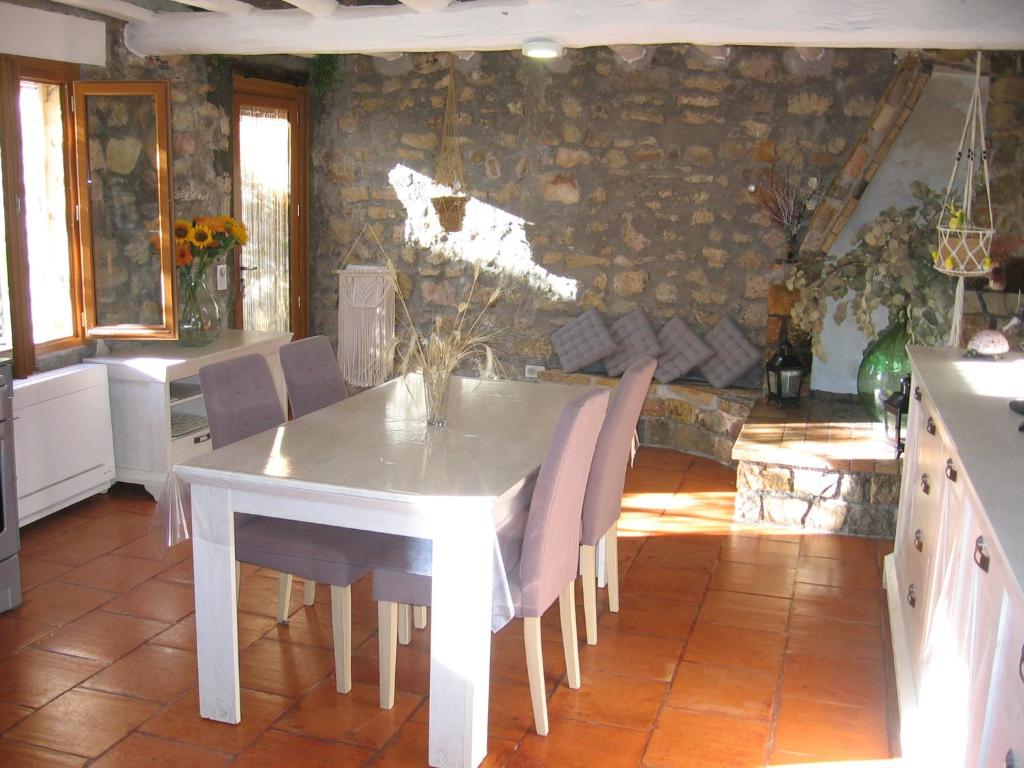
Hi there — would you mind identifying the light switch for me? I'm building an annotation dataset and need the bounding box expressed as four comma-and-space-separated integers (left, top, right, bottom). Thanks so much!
216, 263, 228, 291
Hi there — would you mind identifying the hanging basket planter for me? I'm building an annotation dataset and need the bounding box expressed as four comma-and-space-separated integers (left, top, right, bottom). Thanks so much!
934, 51, 998, 347
934, 225, 993, 276
431, 193, 468, 233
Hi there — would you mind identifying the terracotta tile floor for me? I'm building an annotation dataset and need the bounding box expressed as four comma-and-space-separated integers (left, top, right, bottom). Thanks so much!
0, 449, 899, 766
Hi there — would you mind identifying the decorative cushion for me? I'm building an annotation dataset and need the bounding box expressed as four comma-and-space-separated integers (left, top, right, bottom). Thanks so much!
550, 309, 619, 374
654, 316, 715, 383
604, 309, 661, 377
699, 317, 762, 388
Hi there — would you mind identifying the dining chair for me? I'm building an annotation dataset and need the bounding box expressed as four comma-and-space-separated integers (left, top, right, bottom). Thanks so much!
280, 335, 349, 418
199, 353, 374, 693
579, 356, 656, 645
278, 335, 351, 610
372, 388, 610, 735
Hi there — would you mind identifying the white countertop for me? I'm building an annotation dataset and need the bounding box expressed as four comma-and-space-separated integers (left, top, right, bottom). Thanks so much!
909, 346, 1024, 584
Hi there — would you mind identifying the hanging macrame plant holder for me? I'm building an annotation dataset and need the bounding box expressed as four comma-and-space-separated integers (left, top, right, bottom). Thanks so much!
431, 55, 468, 233
935, 51, 996, 347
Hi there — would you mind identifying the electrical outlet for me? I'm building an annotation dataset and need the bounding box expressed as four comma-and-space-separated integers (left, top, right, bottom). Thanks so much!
525, 365, 545, 379
216, 263, 228, 291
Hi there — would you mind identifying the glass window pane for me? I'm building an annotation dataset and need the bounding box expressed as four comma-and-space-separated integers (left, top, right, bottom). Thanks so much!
20, 81, 74, 345
239, 105, 291, 333
83, 92, 162, 327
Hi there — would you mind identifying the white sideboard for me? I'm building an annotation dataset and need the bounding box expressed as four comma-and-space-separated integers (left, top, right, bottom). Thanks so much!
13, 364, 115, 526
86, 330, 291, 500
885, 347, 1024, 767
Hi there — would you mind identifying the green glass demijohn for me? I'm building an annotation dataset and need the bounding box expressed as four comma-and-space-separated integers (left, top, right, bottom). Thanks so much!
857, 310, 911, 422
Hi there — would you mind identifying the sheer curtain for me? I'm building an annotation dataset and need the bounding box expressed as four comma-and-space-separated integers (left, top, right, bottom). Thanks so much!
239, 105, 291, 332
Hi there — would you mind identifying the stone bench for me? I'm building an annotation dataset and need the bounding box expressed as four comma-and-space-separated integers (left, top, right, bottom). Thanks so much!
731, 396, 900, 537
537, 369, 759, 465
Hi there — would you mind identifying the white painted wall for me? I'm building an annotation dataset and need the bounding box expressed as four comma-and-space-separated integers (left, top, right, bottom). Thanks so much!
0, 3, 106, 67
810, 69, 979, 393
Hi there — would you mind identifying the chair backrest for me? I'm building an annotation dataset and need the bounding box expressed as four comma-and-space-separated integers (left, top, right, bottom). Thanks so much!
580, 356, 657, 545
518, 388, 609, 617
279, 335, 349, 419
199, 354, 285, 449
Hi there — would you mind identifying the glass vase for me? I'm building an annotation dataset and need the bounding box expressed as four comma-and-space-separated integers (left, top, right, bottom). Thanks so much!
857, 312, 911, 422
178, 268, 220, 347
422, 367, 453, 427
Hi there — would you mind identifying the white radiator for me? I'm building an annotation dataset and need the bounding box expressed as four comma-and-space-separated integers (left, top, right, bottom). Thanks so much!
13, 364, 115, 526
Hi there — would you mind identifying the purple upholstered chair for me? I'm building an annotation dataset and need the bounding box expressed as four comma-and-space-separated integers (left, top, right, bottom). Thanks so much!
199, 353, 369, 693
278, 336, 350, 609
279, 335, 349, 419
579, 356, 656, 645
372, 388, 610, 735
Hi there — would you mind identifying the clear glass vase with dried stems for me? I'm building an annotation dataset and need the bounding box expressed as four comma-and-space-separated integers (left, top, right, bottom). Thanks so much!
385, 261, 503, 428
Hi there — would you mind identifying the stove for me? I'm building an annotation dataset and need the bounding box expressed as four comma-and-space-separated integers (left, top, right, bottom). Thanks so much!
0, 357, 20, 613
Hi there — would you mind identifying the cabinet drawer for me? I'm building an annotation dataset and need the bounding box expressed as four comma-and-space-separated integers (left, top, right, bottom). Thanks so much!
171, 428, 213, 466
980, 595, 1024, 767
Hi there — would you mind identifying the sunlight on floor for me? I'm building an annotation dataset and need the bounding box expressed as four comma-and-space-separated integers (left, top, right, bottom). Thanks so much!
388, 163, 577, 300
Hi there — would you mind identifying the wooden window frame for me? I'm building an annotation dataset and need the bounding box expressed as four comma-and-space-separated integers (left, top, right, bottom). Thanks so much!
73, 80, 176, 340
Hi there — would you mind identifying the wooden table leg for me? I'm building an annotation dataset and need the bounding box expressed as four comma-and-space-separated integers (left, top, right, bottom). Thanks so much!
191, 484, 241, 724
428, 511, 494, 768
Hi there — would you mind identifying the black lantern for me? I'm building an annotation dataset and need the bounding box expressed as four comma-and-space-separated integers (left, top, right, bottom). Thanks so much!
765, 340, 804, 407
883, 375, 911, 458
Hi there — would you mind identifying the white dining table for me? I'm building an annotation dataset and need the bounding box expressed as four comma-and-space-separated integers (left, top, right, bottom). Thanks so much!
174, 374, 589, 768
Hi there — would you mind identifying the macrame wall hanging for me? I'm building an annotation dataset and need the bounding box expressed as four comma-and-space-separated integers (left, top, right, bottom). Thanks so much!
336, 225, 395, 387
431, 54, 469, 233
935, 50, 995, 347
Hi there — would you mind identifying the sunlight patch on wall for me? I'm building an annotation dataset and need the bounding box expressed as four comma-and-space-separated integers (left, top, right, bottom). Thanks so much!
388, 164, 577, 301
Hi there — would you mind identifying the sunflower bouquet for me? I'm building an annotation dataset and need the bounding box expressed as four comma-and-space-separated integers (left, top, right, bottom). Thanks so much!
173, 215, 248, 346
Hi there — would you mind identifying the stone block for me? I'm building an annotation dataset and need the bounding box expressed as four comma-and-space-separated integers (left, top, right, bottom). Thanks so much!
713, 435, 737, 465
792, 468, 842, 498
665, 400, 699, 424
767, 283, 799, 315
734, 491, 762, 523
840, 473, 868, 504
762, 495, 811, 527
805, 499, 849, 532
846, 504, 895, 538
639, 418, 674, 448
869, 475, 901, 506
675, 424, 716, 457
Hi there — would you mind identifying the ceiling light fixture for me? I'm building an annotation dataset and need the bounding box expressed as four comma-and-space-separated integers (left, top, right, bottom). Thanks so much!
522, 38, 563, 59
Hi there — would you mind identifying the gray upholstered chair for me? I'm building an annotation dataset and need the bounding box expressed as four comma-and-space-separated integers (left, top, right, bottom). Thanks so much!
579, 356, 656, 645
199, 353, 371, 693
279, 335, 349, 419
372, 388, 610, 735
277, 336, 350, 610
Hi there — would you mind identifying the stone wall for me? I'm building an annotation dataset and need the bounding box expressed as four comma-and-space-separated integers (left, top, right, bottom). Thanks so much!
309, 47, 895, 384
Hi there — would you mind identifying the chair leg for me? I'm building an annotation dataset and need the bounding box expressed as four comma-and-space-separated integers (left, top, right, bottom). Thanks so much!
523, 616, 548, 736
276, 573, 293, 624
330, 585, 352, 694
398, 603, 412, 646
377, 601, 399, 709
413, 605, 428, 630
580, 544, 598, 646
303, 579, 317, 606
559, 582, 581, 690
606, 521, 620, 613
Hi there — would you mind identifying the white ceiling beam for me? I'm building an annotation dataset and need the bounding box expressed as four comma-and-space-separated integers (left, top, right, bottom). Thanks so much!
281, 0, 337, 18
397, 0, 452, 11
166, 0, 252, 16
125, 0, 1024, 57
47, 0, 154, 23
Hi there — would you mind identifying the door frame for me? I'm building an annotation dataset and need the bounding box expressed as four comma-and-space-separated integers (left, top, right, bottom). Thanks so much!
231, 75, 308, 338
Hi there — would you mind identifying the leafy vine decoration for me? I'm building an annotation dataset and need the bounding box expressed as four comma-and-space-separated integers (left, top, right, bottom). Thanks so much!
788, 182, 955, 361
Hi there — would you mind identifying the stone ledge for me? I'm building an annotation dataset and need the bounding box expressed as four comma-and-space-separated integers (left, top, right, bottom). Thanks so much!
538, 369, 758, 465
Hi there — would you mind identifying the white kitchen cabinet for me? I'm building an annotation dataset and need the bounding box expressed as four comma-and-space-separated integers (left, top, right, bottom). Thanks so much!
13, 364, 115, 525
886, 347, 1024, 767
86, 330, 291, 500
